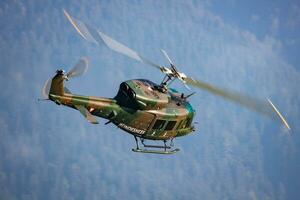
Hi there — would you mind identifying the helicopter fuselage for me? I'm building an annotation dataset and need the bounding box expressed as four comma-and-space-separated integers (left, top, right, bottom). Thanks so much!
49, 10, 290, 154
49, 73, 195, 141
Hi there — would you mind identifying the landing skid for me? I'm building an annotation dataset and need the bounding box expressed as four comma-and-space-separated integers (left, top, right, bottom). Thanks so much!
132, 136, 179, 155
132, 148, 179, 154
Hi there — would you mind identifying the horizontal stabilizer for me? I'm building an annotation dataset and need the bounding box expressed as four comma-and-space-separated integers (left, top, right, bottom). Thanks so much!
65, 87, 98, 124
74, 104, 99, 124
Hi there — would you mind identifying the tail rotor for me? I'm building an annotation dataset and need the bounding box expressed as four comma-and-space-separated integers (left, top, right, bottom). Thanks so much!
65, 57, 89, 80
40, 57, 89, 100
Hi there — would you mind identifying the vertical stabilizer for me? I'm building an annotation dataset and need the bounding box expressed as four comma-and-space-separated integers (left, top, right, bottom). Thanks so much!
49, 70, 65, 96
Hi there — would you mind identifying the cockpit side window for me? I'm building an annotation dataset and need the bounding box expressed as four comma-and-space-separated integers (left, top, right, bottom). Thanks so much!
181, 118, 191, 129
176, 120, 184, 130
176, 118, 191, 130
185, 118, 192, 128
165, 121, 176, 131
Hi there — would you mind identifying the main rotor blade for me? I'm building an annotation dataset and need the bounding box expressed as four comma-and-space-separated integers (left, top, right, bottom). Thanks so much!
66, 57, 89, 78
161, 49, 174, 66
185, 77, 290, 129
63, 9, 162, 70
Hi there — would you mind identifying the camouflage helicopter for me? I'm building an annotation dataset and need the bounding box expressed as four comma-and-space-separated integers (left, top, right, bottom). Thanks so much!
41, 10, 290, 154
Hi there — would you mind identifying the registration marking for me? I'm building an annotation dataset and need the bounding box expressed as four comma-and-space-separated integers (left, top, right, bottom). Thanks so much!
118, 123, 145, 135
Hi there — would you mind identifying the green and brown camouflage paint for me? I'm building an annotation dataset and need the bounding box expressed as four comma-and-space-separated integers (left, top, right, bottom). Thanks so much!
49, 71, 195, 140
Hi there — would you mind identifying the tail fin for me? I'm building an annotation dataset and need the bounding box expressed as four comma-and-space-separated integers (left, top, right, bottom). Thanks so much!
49, 70, 65, 96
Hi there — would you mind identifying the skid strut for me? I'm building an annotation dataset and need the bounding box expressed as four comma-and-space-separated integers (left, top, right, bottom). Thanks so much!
132, 136, 179, 154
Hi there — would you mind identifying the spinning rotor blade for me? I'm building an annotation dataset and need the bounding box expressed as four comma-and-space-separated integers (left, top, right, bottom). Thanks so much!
41, 78, 52, 99
161, 49, 174, 66
185, 77, 270, 115
63, 9, 162, 70
185, 77, 290, 129
66, 57, 89, 79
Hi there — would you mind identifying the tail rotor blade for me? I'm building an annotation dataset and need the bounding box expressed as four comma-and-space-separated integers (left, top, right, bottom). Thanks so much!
66, 57, 89, 79
41, 78, 52, 99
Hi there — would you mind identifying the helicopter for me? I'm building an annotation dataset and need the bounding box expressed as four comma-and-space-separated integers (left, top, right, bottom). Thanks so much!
41, 10, 290, 154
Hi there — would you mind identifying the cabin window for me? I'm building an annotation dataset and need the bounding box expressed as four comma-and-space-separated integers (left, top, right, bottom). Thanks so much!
152, 119, 166, 130
165, 121, 177, 131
